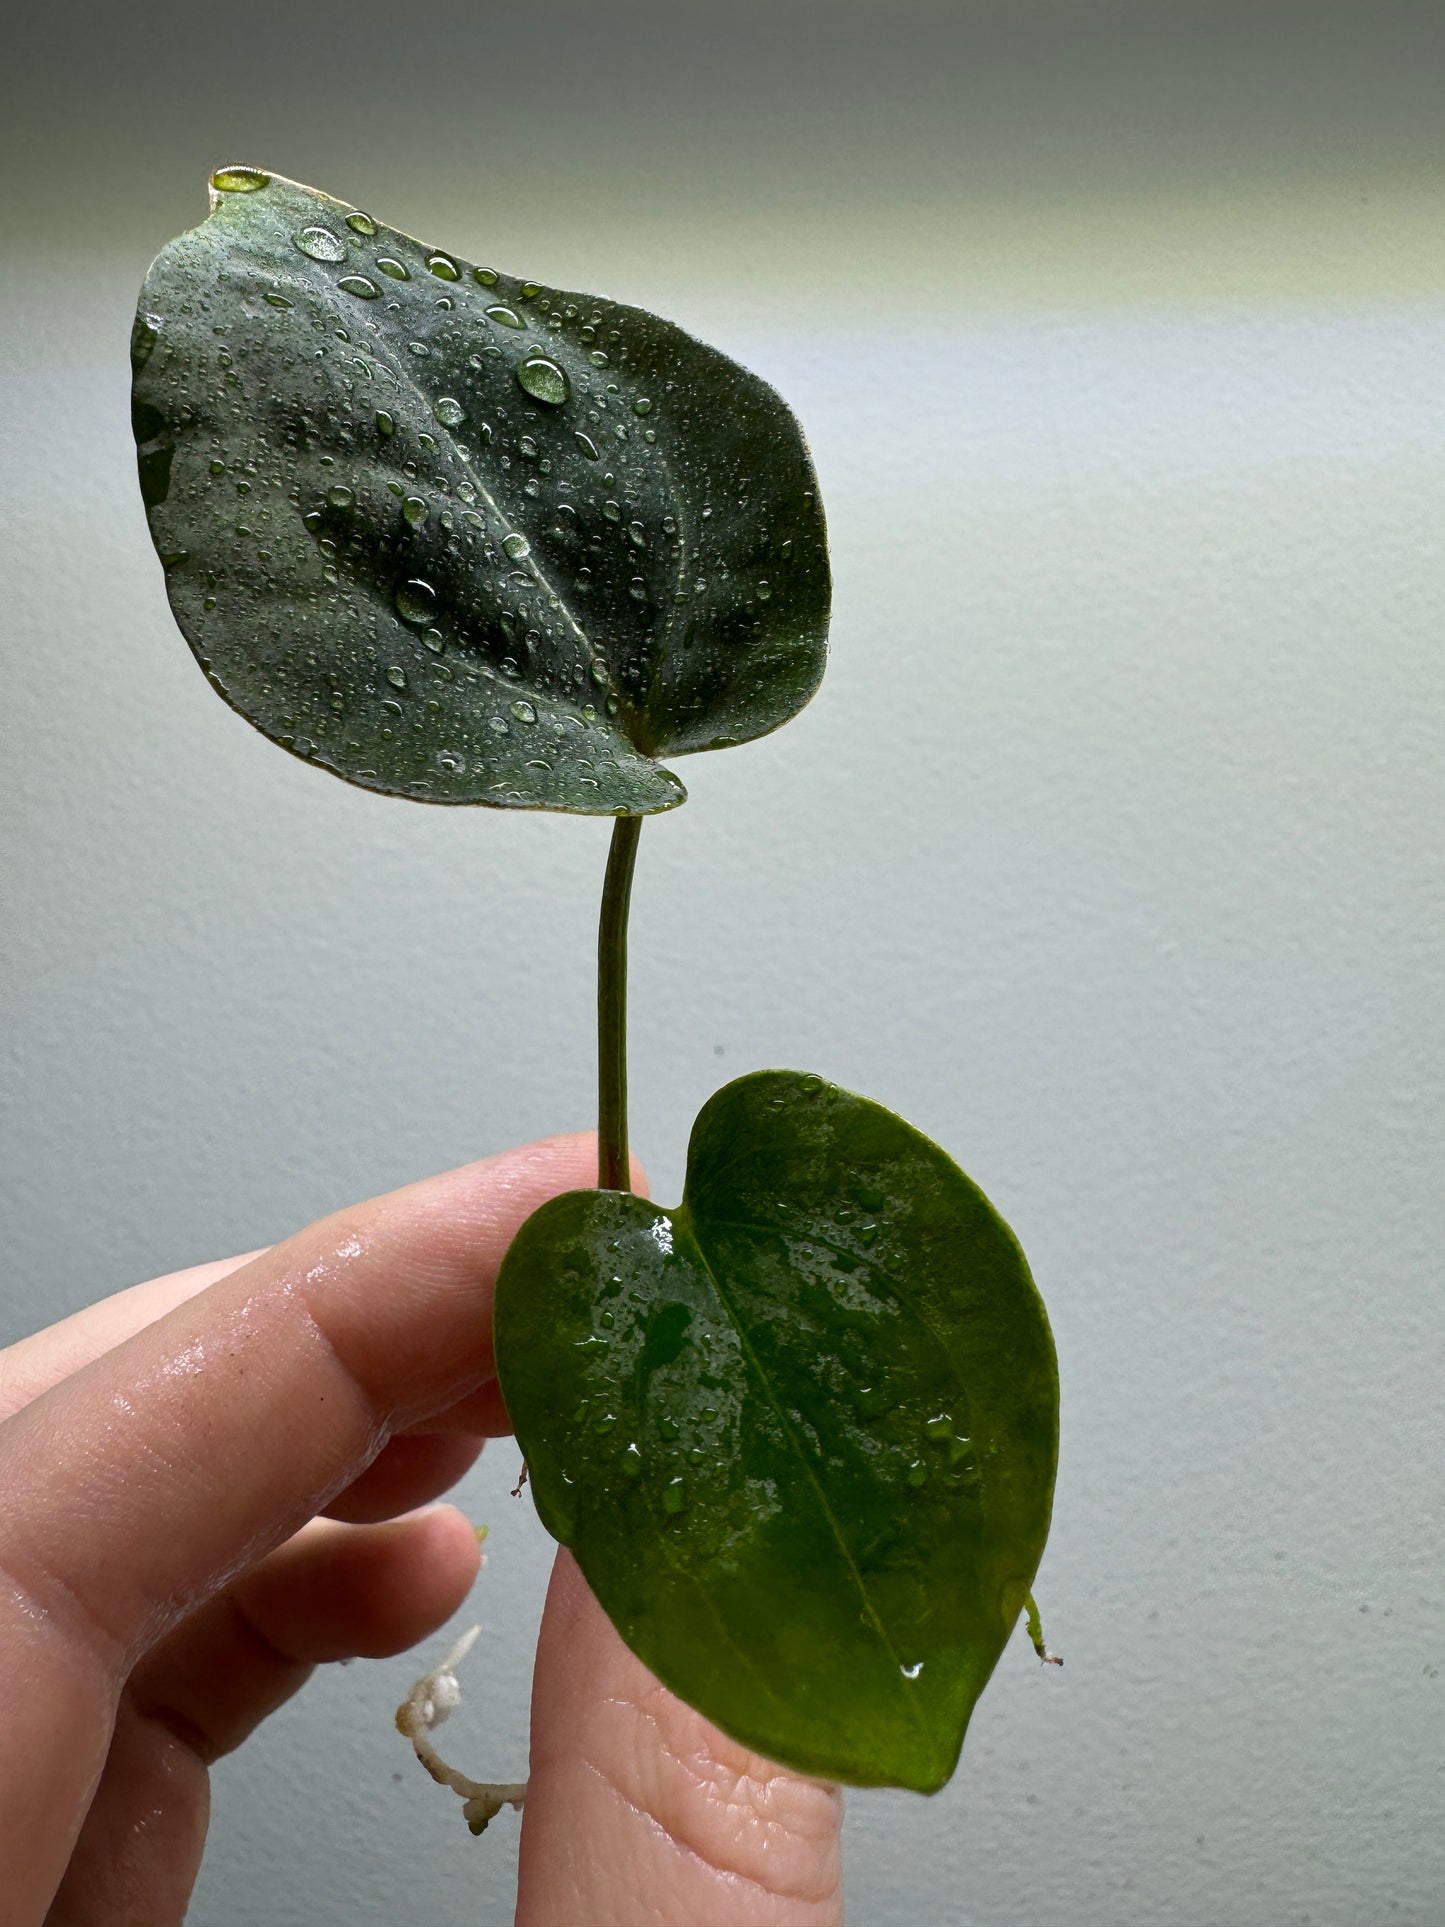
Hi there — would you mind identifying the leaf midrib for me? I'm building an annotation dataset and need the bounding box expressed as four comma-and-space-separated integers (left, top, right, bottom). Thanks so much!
218, 192, 656, 755
676, 1207, 926, 1726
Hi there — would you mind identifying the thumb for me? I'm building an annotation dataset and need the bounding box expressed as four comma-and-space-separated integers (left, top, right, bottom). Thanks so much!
517, 1550, 843, 1927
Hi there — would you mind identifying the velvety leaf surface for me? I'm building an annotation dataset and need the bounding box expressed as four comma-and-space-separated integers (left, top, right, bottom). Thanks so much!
131, 168, 829, 813
494, 1071, 1058, 1792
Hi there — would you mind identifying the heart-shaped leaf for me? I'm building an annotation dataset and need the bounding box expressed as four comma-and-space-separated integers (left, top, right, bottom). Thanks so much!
494, 1070, 1058, 1792
131, 169, 830, 814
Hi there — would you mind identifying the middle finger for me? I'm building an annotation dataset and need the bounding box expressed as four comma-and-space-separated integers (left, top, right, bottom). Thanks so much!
47, 1507, 481, 1923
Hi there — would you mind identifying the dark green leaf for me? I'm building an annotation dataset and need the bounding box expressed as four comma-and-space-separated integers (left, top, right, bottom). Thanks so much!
494, 1071, 1058, 1792
130, 168, 830, 814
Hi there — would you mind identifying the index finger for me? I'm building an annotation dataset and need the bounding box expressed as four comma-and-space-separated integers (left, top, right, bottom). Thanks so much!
0, 1251, 266, 1422
0, 1132, 608, 1922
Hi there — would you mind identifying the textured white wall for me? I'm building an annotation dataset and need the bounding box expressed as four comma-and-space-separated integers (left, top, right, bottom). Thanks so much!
2, 5, 1442, 1922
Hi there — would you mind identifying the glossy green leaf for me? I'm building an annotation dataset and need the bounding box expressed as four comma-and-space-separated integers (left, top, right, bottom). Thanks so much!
494, 1070, 1058, 1792
131, 168, 830, 814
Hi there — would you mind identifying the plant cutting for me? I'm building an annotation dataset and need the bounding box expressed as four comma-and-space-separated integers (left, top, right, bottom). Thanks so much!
130, 165, 1060, 1809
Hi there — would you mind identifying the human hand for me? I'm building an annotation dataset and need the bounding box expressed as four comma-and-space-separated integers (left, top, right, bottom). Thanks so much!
0, 1136, 842, 1926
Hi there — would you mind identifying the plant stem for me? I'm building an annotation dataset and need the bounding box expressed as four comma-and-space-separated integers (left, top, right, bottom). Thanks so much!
597, 814, 642, 1191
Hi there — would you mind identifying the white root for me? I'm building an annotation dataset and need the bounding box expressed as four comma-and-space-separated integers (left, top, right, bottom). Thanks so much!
395, 1615, 528, 1836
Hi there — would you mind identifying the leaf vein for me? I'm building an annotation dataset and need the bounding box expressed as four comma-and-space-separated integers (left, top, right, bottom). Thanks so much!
683, 1224, 924, 1722
695, 1215, 962, 1383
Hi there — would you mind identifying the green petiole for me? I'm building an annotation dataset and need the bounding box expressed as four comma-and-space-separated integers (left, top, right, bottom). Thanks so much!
597, 814, 641, 1193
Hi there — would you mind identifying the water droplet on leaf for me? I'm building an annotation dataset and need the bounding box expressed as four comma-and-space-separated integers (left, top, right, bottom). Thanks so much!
375, 410, 395, 437
395, 578, 438, 624
511, 699, 537, 724
326, 485, 354, 509
433, 396, 465, 427
402, 495, 428, 527
338, 275, 378, 299
294, 226, 347, 263
345, 210, 378, 235
486, 305, 524, 329
211, 166, 270, 193
426, 251, 460, 281
376, 256, 410, 280
473, 266, 500, 287
517, 356, 569, 405
502, 531, 531, 561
